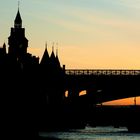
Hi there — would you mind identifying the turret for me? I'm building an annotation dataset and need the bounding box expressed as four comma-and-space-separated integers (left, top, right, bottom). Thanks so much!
3, 43, 6, 54
49, 43, 61, 69
8, 8, 28, 57
50, 46, 56, 68
55, 48, 61, 68
0, 43, 6, 55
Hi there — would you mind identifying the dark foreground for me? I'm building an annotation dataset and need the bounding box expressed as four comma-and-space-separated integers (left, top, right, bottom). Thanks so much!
88, 105, 140, 131
38, 104, 140, 134
1, 104, 139, 140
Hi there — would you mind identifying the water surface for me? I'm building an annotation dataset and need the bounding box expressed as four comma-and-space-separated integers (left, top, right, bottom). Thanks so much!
40, 126, 140, 140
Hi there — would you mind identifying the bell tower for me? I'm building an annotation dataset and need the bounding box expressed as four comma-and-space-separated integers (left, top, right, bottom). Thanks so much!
8, 7, 28, 58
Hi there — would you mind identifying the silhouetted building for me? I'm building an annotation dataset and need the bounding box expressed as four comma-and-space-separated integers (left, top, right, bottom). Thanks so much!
0, 8, 65, 139
40, 44, 65, 106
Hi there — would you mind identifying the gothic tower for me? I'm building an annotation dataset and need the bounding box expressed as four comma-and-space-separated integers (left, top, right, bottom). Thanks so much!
8, 9, 28, 58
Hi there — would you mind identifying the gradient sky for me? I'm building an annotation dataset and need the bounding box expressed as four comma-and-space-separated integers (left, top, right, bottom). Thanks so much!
0, 0, 140, 105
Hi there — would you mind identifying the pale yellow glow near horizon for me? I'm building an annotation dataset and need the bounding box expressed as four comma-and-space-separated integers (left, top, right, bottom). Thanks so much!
28, 41, 140, 69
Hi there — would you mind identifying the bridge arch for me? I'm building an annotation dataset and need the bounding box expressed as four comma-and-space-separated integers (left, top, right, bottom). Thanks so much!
65, 89, 87, 98
79, 90, 87, 96
65, 70, 140, 104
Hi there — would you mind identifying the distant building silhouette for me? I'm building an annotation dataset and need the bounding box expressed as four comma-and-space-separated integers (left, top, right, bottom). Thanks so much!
0, 8, 65, 139
0, 8, 65, 104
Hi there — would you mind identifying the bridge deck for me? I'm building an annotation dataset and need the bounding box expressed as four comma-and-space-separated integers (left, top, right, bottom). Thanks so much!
65, 69, 140, 76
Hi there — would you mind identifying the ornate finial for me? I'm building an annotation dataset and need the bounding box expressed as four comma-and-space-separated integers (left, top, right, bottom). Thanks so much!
45, 42, 47, 49
56, 42, 58, 56
52, 42, 54, 52
15, 1, 22, 28
18, 1, 20, 10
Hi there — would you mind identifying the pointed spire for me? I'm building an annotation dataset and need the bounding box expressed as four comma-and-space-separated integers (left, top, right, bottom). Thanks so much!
50, 42, 55, 58
56, 43, 58, 57
49, 42, 56, 69
18, 1, 20, 10
3, 42, 6, 49
52, 42, 55, 53
40, 42, 49, 65
1, 42, 6, 54
45, 42, 48, 50
56, 48, 58, 57
55, 43, 60, 68
14, 2, 22, 28
44, 42, 49, 57
50, 48, 55, 58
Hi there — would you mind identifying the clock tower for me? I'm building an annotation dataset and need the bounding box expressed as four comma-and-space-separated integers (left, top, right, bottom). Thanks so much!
8, 9, 28, 58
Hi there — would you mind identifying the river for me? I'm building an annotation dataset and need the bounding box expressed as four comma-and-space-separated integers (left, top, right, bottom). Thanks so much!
40, 126, 140, 140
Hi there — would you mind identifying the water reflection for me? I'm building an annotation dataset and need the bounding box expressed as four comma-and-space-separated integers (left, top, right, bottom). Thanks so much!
40, 126, 140, 140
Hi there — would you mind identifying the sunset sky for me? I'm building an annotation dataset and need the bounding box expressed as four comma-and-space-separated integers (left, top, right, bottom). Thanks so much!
0, 0, 140, 105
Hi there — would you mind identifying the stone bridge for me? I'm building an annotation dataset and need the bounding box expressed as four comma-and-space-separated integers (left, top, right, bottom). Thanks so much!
65, 69, 140, 103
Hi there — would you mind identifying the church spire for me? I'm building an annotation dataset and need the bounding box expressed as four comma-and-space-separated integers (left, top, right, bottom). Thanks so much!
56, 43, 58, 57
3, 42, 6, 49
8, 3, 28, 56
50, 42, 55, 58
14, 2, 22, 28
40, 42, 49, 65
2, 42, 6, 54
45, 42, 48, 50
55, 43, 61, 68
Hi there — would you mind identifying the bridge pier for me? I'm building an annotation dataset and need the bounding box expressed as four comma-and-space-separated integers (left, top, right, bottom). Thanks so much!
68, 89, 80, 98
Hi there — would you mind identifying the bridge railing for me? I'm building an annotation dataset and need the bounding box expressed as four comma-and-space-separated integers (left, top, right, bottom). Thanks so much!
65, 69, 140, 76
